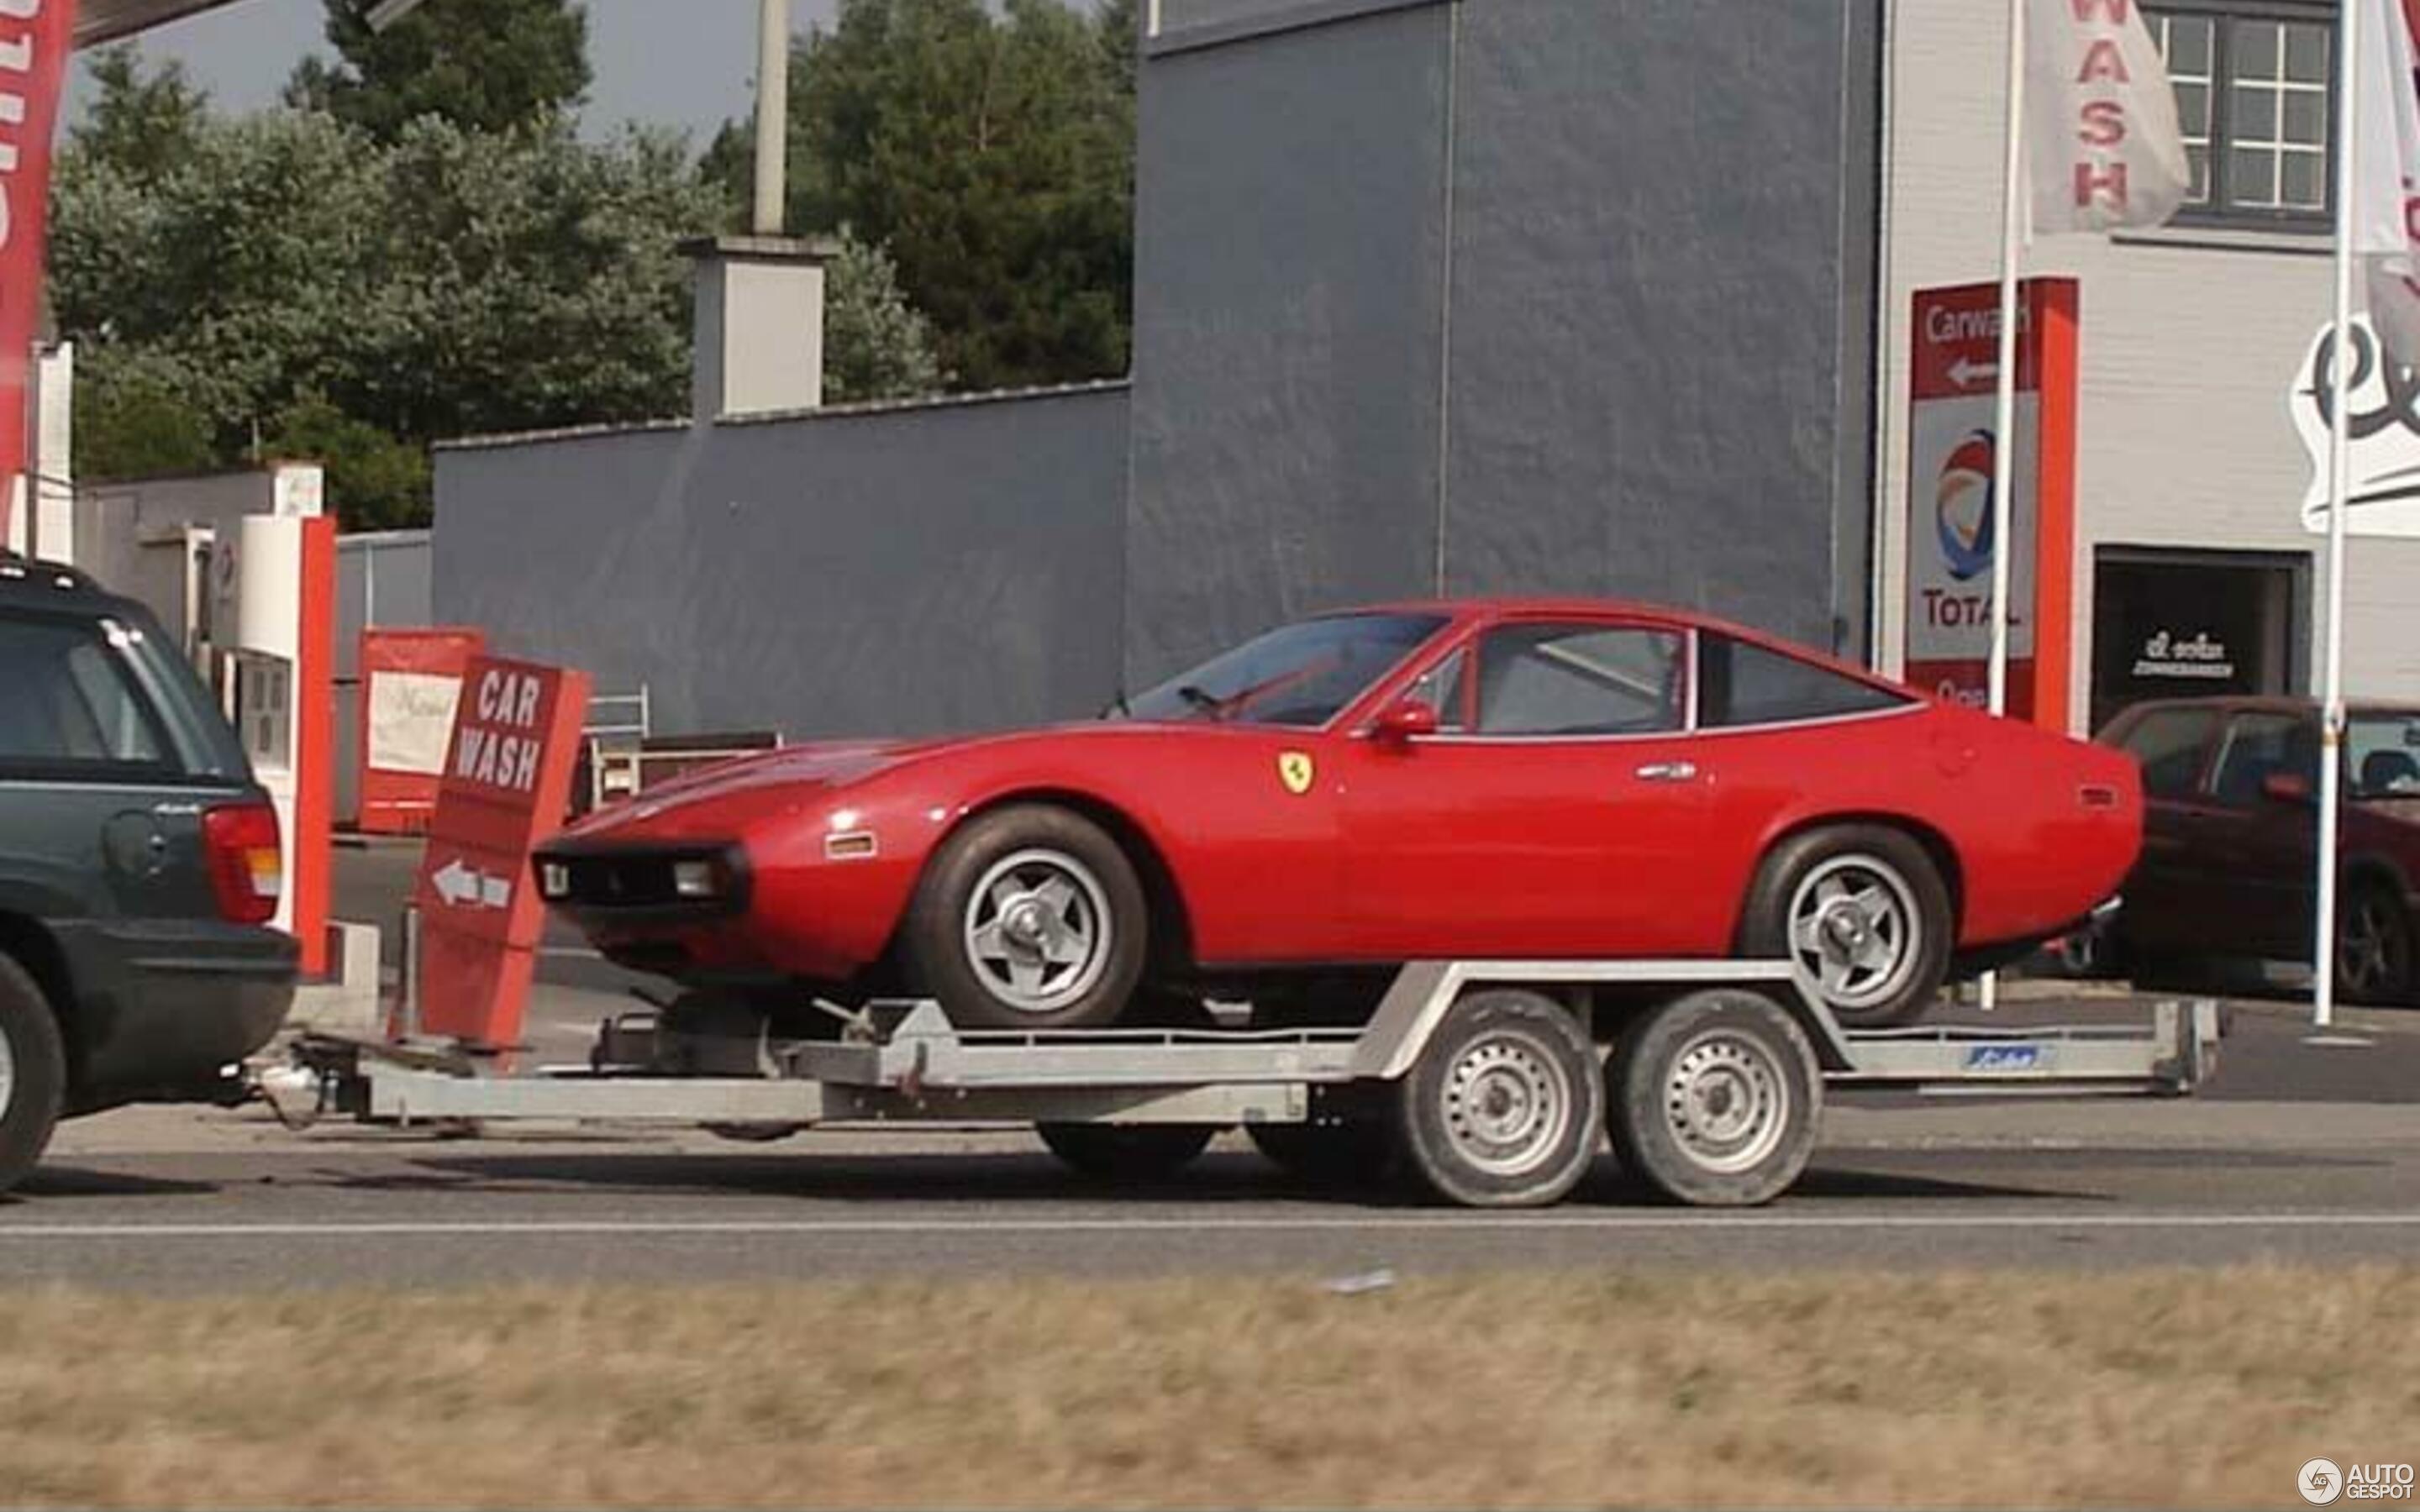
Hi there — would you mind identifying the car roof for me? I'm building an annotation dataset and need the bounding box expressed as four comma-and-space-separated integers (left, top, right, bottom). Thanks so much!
2112, 694, 2420, 721
0, 553, 138, 617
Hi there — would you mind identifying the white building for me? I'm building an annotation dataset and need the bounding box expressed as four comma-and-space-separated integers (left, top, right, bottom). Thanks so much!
1880, 0, 2420, 732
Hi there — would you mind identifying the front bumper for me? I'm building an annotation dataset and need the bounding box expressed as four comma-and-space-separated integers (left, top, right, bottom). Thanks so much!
55, 919, 299, 1114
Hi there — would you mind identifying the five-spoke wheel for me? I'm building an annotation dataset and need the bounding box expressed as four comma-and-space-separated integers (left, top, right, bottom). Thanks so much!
1743, 825, 1952, 1027
903, 805, 1146, 1029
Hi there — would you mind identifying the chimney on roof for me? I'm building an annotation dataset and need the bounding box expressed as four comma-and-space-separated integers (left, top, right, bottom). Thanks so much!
681, 234, 839, 422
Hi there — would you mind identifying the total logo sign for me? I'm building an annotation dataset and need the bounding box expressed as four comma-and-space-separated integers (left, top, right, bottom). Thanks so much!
1905, 406, 2039, 681
1901, 279, 2079, 724
1934, 431, 1997, 583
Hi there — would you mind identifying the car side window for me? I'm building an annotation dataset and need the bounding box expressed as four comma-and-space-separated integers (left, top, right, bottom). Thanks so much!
2116, 708, 2219, 801
1402, 646, 1470, 732
1698, 633, 1909, 728
0, 616, 171, 769
1472, 624, 1684, 737
2208, 713, 2317, 808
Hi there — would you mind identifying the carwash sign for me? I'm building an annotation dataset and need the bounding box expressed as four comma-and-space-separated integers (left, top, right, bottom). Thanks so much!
1902, 279, 2083, 731
0, 0, 76, 543
411, 656, 590, 1049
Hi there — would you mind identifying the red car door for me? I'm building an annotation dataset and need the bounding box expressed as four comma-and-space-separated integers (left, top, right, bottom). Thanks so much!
1337, 619, 1723, 958
2198, 711, 2321, 960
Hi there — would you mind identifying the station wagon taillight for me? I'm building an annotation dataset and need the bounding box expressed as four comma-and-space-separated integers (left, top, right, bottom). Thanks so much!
203, 802, 284, 926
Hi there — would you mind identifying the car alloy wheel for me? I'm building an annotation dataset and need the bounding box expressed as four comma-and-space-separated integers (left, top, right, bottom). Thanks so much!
2338, 886, 2412, 1002
1660, 1028, 1791, 1177
961, 848, 1116, 1016
1786, 853, 1923, 1016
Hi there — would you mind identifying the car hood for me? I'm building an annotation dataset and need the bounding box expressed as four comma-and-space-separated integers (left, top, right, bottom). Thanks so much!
559, 722, 1204, 840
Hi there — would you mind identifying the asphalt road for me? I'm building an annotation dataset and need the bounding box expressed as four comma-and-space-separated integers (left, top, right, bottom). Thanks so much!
3, 838, 2397, 1294
5, 994, 2415, 1292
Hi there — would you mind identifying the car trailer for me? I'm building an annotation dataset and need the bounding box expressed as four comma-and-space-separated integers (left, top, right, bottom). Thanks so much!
271, 961, 2224, 1209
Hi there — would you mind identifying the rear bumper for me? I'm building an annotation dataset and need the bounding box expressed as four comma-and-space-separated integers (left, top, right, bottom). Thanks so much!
55, 920, 298, 1114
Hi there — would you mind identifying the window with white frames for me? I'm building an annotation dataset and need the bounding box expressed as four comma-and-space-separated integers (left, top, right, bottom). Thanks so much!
2144, 3, 2332, 229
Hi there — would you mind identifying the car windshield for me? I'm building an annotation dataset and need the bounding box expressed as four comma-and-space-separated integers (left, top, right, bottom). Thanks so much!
2349, 712, 2420, 800
1126, 613, 1448, 728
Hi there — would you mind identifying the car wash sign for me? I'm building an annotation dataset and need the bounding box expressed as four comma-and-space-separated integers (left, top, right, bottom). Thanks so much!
413, 656, 590, 1049
1903, 279, 2083, 731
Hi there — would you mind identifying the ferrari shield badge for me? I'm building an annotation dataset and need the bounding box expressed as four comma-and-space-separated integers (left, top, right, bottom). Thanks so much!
1277, 751, 1316, 795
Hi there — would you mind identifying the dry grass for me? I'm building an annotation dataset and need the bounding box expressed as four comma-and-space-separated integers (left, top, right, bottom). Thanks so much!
0, 1264, 2414, 1509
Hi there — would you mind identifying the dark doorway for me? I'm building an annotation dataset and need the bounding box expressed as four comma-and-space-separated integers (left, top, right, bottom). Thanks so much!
2091, 549, 2304, 734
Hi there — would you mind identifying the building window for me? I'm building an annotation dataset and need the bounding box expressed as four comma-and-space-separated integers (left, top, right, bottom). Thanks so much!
2145, 3, 2332, 228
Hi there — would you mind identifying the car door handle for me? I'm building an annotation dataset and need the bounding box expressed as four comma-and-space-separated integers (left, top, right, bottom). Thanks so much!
1634, 760, 1699, 783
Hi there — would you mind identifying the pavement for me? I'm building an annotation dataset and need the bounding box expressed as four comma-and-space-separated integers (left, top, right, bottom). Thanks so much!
0, 838, 2407, 1294
0, 973, 2412, 1292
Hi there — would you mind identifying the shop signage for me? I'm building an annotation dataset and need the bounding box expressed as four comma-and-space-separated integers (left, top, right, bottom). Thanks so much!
2292, 315, 2420, 538
1903, 279, 2082, 729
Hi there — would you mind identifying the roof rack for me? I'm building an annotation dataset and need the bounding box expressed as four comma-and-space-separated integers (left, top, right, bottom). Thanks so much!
0, 550, 99, 592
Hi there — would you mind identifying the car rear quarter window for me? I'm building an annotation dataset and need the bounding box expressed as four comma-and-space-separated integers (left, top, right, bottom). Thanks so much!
1698, 635, 1909, 728
0, 616, 176, 772
2115, 708, 2220, 801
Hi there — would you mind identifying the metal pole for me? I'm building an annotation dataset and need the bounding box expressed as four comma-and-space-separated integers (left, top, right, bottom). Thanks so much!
2315, 0, 2363, 1031
1981, 0, 2029, 1013
754, 0, 792, 236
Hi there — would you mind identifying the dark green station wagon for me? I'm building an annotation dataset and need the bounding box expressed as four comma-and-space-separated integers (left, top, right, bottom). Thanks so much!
0, 554, 297, 1194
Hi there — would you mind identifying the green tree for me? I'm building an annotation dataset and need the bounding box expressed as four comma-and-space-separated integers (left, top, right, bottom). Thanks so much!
51, 67, 719, 528
710, 0, 1137, 392
71, 349, 218, 483
69, 48, 210, 183
823, 227, 944, 403
264, 396, 430, 532
287, 0, 591, 143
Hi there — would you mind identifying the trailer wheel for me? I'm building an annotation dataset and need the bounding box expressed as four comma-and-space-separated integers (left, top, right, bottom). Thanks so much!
1246, 1109, 1395, 1187
1606, 989, 1820, 1207
1037, 1121, 1216, 1181
0, 952, 67, 1197
1395, 990, 1602, 1208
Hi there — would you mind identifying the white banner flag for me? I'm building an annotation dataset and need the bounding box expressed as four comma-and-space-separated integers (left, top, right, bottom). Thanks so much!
2026, 0, 2191, 236
2356, 0, 2420, 370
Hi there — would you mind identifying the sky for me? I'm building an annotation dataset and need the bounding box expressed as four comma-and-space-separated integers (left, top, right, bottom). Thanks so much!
66, 0, 846, 147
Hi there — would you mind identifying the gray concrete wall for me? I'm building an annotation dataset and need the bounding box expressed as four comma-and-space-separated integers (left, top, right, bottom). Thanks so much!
1125, 0, 1882, 681
1125, 0, 1455, 681
430, 386, 1130, 741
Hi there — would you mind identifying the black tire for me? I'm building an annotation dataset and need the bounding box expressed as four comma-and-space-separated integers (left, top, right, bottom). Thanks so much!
1606, 989, 1821, 1208
0, 952, 68, 1198
1395, 990, 1603, 1209
1740, 824, 1952, 1028
2338, 878, 2416, 1006
1245, 1108, 1396, 1188
1036, 1121, 1217, 1180
902, 805, 1148, 1030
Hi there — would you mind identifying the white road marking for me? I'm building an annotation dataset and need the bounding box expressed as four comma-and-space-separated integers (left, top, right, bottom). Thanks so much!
3, 1212, 2418, 1241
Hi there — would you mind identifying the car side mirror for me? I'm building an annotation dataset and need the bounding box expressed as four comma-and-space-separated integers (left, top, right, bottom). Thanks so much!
1372, 697, 1440, 747
2262, 771, 2314, 805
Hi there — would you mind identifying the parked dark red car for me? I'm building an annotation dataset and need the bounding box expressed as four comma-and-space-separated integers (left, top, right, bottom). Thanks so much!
2098, 696, 2420, 1003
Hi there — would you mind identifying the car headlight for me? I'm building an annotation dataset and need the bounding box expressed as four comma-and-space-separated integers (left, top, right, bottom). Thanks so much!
672, 858, 728, 899
538, 861, 571, 900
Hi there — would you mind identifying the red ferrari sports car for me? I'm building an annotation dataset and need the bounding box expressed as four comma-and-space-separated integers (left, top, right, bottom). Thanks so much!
536, 601, 2140, 1030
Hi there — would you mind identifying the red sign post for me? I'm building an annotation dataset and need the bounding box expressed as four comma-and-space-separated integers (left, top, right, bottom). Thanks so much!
1903, 278, 2081, 732
412, 656, 590, 1048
